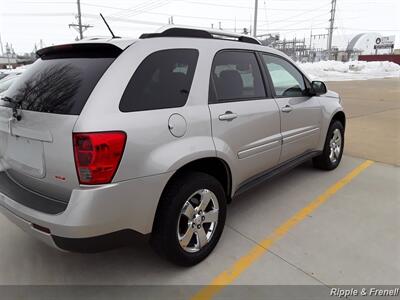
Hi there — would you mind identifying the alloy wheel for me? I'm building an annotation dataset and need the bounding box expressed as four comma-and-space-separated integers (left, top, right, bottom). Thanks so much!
329, 128, 342, 164
177, 189, 219, 253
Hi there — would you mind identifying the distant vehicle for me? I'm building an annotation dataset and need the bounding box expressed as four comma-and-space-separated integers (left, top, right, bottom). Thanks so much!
0, 71, 11, 80
0, 73, 22, 95
0, 69, 23, 79
0, 27, 345, 266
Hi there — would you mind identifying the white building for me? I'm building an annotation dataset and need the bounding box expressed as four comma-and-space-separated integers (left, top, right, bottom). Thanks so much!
346, 33, 395, 55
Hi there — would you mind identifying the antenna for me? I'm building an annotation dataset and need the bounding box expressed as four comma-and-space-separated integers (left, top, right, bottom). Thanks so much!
100, 13, 119, 39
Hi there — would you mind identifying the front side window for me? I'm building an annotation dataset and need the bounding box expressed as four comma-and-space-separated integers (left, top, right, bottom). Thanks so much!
119, 49, 199, 112
210, 51, 266, 103
262, 54, 306, 98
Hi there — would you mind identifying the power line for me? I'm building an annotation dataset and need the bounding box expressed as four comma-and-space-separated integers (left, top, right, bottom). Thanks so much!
2, 13, 76, 17
109, 0, 163, 17
7, 1, 74, 4
80, 2, 246, 22
262, 2, 329, 25
5, 0, 398, 42
340, 27, 400, 32
83, 13, 166, 27
257, 24, 328, 32
79, 2, 329, 24
270, 12, 330, 29
111, 0, 171, 18
173, 0, 330, 11
3, 0, 366, 30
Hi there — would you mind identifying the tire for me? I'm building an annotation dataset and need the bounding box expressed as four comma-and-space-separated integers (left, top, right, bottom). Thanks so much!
151, 171, 227, 266
313, 120, 345, 170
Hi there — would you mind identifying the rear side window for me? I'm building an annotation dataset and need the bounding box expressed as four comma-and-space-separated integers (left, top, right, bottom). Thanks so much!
209, 51, 266, 103
119, 49, 199, 112
3, 46, 118, 115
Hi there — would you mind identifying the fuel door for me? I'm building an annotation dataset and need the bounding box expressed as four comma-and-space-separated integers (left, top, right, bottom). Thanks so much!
168, 113, 187, 138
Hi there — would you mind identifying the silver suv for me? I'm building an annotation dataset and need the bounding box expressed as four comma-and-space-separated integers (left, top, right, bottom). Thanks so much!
0, 27, 345, 266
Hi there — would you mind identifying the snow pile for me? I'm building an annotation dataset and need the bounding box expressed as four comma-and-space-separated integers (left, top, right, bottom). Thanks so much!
15, 65, 29, 71
299, 60, 400, 81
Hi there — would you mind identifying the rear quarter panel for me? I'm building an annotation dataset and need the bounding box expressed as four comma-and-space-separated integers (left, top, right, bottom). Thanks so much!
73, 39, 218, 182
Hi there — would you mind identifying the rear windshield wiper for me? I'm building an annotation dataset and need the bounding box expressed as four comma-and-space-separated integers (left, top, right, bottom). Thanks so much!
1, 96, 15, 103
1, 96, 20, 107
1, 96, 22, 121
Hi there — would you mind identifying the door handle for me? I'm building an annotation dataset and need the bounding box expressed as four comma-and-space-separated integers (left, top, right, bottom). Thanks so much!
218, 111, 238, 121
281, 105, 293, 113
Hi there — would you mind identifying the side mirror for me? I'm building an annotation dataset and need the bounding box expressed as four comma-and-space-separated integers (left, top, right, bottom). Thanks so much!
311, 81, 327, 96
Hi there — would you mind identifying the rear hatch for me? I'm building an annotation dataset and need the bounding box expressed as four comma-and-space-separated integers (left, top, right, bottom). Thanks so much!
0, 43, 122, 203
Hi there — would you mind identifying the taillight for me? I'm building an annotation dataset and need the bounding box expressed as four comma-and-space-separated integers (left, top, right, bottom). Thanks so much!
73, 131, 126, 185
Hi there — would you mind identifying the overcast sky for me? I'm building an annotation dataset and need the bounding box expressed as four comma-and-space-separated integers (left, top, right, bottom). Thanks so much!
1, 0, 399, 54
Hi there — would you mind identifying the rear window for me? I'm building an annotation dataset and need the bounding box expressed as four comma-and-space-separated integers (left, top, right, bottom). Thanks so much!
119, 49, 199, 112
2, 47, 119, 115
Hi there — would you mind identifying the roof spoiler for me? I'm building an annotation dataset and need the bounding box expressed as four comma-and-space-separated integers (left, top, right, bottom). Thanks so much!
36, 43, 123, 59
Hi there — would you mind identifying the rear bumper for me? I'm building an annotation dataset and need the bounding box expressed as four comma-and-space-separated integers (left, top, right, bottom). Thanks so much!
0, 171, 172, 247
0, 203, 61, 249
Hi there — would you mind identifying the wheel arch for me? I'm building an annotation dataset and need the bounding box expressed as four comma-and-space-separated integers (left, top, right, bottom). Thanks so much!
151, 157, 232, 232
167, 157, 232, 202
318, 108, 346, 151
331, 110, 346, 129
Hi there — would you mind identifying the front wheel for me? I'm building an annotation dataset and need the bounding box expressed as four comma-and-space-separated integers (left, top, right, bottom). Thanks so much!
151, 172, 227, 266
313, 120, 344, 170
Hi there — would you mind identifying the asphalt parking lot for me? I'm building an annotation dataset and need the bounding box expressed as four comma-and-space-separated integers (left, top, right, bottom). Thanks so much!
327, 78, 400, 166
0, 78, 399, 299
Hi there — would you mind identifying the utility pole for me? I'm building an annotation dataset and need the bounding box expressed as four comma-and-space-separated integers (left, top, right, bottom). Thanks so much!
0, 33, 4, 56
327, 0, 337, 59
69, 0, 92, 40
5, 43, 11, 69
77, 0, 83, 39
253, 0, 258, 37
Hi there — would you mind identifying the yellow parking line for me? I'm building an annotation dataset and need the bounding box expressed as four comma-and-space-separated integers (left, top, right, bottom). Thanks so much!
191, 160, 374, 300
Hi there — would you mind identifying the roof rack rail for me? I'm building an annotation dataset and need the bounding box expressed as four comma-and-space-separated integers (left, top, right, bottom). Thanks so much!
139, 26, 261, 45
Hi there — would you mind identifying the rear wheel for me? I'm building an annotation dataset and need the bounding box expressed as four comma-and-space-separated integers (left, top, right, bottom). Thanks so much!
151, 172, 227, 266
313, 120, 344, 170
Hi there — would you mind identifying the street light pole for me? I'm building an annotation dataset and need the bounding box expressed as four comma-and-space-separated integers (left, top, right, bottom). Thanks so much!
253, 0, 258, 37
